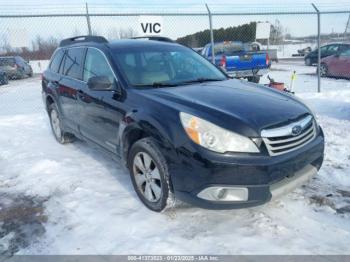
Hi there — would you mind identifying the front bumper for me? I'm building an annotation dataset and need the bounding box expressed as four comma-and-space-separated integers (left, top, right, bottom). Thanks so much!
171, 132, 324, 210
175, 163, 319, 209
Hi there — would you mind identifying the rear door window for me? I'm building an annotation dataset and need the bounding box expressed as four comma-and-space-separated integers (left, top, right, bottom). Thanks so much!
320, 46, 329, 53
340, 49, 350, 57
327, 45, 339, 53
339, 45, 350, 52
49, 50, 64, 73
62, 48, 85, 80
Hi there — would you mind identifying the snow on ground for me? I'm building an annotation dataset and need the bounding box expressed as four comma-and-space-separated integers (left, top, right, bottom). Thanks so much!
263, 42, 316, 59
28, 60, 49, 74
0, 63, 350, 255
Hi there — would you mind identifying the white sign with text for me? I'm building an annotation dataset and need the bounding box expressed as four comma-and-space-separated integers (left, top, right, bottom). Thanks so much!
138, 16, 163, 36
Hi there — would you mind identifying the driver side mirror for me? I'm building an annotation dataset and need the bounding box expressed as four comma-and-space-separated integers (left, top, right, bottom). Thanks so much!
87, 76, 121, 94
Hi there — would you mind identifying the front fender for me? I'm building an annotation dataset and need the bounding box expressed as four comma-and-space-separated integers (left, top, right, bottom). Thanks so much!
119, 109, 178, 167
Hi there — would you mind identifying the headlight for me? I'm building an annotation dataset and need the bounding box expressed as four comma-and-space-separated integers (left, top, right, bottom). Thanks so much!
179, 112, 259, 153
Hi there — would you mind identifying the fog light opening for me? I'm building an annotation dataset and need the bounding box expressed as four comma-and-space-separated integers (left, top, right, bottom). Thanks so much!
197, 187, 248, 202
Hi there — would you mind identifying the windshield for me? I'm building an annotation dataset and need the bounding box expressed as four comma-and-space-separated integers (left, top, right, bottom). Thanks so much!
112, 45, 227, 87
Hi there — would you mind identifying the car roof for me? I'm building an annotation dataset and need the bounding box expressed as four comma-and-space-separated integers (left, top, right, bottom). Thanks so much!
108, 39, 180, 49
60, 38, 181, 51
324, 43, 350, 46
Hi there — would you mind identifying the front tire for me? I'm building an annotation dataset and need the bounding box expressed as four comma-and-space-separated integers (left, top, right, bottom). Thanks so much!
128, 137, 174, 212
0, 74, 8, 85
48, 103, 74, 144
3, 74, 8, 85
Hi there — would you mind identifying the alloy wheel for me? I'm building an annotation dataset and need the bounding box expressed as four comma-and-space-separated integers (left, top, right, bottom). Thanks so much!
320, 64, 327, 76
132, 152, 162, 202
50, 109, 62, 139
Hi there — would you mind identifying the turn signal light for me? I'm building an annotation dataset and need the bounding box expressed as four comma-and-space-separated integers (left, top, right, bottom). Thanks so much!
184, 117, 200, 144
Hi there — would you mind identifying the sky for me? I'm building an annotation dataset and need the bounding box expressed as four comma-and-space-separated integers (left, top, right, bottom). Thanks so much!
0, 0, 349, 48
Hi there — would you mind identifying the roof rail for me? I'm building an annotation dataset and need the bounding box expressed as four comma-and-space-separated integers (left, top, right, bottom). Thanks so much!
59, 35, 108, 47
131, 36, 175, 43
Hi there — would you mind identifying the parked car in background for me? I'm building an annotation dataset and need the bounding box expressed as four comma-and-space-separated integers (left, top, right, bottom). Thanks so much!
304, 43, 350, 66
201, 41, 270, 83
298, 46, 312, 56
42, 36, 324, 212
0, 69, 8, 85
250, 42, 279, 63
0, 56, 33, 79
320, 48, 350, 78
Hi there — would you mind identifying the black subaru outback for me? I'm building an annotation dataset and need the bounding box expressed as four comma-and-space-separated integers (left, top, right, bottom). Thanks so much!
42, 36, 324, 212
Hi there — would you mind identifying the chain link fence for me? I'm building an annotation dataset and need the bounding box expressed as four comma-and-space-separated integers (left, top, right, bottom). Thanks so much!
0, 3, 350, 112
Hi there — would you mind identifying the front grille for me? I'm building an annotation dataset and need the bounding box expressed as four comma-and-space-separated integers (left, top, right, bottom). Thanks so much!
261, 115, 317, 156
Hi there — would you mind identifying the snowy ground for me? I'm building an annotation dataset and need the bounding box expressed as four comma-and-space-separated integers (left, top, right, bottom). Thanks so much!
29, 60, 50, 74
263, 42, 316, 59
0, 61, 350, 255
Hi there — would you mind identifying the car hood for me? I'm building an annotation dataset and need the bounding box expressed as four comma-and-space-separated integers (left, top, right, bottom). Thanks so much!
142, 79, 311, 137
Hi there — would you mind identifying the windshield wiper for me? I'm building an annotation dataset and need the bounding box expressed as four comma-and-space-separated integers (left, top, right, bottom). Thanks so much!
133, 82, 179, 88
181, 78, 225, 84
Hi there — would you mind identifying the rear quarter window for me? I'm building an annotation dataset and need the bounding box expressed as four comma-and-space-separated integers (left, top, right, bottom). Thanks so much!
62, 48, 85, 80
49, 50, 64, 73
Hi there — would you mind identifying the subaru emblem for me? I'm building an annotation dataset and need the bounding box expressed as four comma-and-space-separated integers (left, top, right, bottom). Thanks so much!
291, 125, 302, 136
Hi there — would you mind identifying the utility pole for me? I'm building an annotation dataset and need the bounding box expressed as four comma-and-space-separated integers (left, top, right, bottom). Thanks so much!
205, 4, 215, 64
344, 14, 350, 38
86, 3, 92, 36
312, 3, 321, 93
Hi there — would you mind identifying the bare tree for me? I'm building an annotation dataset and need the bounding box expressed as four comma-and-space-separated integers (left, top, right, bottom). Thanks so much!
270, 19, 284, 45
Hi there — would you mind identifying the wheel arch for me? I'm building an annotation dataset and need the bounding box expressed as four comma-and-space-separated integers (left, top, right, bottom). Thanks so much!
122, 125, 176, 198
45, 94, 62, 114
46, 95, 55, 110
120, 120, 176, 168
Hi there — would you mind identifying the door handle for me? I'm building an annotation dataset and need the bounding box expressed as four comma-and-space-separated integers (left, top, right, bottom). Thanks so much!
76, 90, 89, 102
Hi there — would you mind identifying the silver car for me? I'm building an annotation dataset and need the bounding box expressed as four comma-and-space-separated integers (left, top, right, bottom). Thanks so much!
0, 56, 33, 79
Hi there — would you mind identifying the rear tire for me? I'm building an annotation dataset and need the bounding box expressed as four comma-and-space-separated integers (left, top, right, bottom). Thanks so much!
48, 103, 75, 144
319, 63, 328, 77
247, 75, 260, 83
128, 137, 174, 212
0, 74, 8, 85
3, 74, 8, 85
